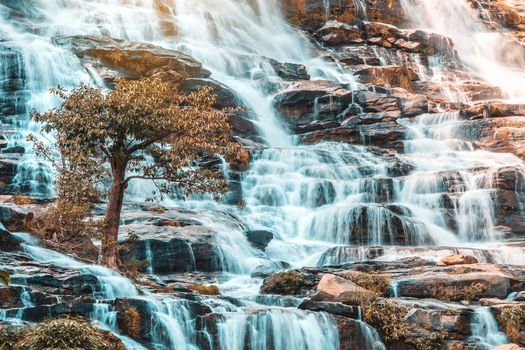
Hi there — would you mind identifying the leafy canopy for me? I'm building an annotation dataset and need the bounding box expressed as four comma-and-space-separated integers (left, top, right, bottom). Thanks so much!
31, 77, 246, 201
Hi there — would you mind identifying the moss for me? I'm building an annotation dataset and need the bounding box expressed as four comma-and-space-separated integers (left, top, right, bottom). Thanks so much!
435, 282, 486, 302
11, 316, 125, 350
260, 271, 315, 295
497, 305, 525, 342
188, 284, 220, 295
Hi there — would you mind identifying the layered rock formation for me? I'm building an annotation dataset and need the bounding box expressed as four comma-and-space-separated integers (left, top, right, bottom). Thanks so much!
1, 0, 525, 349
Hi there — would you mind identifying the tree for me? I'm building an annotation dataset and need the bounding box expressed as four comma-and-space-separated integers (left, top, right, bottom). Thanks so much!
31, 78, 247, 270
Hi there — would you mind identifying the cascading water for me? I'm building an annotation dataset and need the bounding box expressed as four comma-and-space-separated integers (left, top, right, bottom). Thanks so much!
3, 0, 525, 349
470, 307, 509, 349
400, 0, 525, 100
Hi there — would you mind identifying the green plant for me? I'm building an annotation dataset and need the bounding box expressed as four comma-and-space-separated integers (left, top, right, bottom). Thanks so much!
260, 271, 314, 295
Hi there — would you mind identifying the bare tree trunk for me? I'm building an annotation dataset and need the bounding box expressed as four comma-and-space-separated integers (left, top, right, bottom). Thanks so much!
101, 159, 127, 270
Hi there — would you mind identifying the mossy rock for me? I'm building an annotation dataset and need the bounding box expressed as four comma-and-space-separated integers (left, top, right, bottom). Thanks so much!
260, 271, 316, 295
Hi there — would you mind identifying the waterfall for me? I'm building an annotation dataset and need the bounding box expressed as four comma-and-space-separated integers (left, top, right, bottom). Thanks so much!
3, 1, 525, 349
214, 309, 340, 350
11, 232, 139, 299
470, 307, 509, 349
400, 0, 525, 100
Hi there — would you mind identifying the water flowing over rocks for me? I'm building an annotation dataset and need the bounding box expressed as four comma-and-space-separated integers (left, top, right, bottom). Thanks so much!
1, 0, 525, 349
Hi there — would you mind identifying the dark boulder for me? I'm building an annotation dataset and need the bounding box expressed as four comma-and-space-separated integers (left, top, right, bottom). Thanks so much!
245, 230, 274, 250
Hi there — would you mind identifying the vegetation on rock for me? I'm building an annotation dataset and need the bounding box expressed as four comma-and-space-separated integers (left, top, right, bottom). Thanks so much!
260, 271, 315, 295
31, 77, 247, 270
498, 305, 525, 343
364, 299, 449, 350
0, 316, 124, 350
435, 282, 487, 302
342, 271, 391, 297
121, 307, 142, 339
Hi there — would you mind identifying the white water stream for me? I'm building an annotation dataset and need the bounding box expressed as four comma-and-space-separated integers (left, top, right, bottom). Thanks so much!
1, 0, 525, 349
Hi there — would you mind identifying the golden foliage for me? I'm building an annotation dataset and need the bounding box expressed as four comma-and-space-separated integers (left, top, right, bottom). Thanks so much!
30, 78, 246, 266
11, 316, 125, 350
342, 271, 391, 297
121, 307, 142, 339
498, 305, 525, 342
0, 269, 10, 286
435, 282, 487, 302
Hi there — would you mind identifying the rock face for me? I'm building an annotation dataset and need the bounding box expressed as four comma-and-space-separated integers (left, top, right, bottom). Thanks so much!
117, 205, 223, 273
55, 36, 210, 84
245, 230, 274, 250
283, 0, 405, 30
437, 254, 479, 266
315, 273, 372, 303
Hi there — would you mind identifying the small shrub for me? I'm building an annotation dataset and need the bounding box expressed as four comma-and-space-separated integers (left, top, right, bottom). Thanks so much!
13, 316, 124, 350
121, 307, 142, 339
435, 282, 486, 302
497, 305, 525, 342
364, 300, 449, 350
0, 326, 20, 350
364, 299, 410, 342
260, 271, 314, 295
342, 271, 391, 296
408, 328, 448, 350
188, 284, 220, 296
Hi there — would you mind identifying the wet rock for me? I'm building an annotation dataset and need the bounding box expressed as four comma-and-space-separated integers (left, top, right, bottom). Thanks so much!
299, 299, 360, 318
0, 203, 33, 231
274, 80, 353, 130
55, 35, 210, 84
355, 66, 419, 92
464, 102, 525, 119
437, 254, 479, 266
119, 229, 219, 274
0, 228, 21, 251
397, 264, 525, 301
245, 230, 273, 250
317, 21, 364, 46
283, 0, 404, 30
265, 58, 310, 80
335, 316, 376, 350
181, 78, 240, 109
0, 158, 17, 191
473, 117, 525, 158
314, 273, 375, 303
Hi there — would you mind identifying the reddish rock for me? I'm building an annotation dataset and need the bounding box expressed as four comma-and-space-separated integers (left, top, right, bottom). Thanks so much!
437, 254, 479, 266
355, 65, 419, 92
